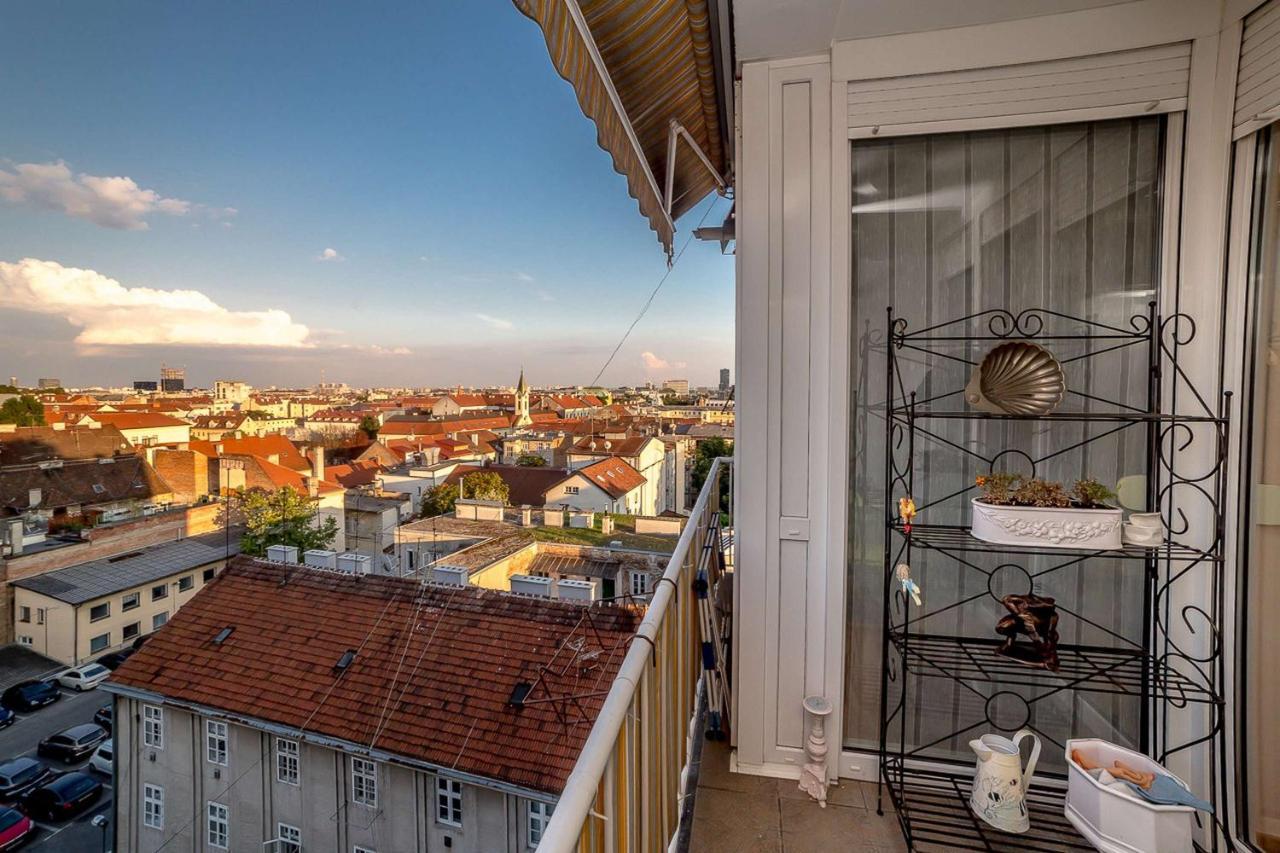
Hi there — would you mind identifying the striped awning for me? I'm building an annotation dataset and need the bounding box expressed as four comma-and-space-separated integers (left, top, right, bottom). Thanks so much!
514, 0, 727, 257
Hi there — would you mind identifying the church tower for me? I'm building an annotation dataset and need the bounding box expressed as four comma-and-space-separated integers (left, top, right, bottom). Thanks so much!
514, 368, 532, 427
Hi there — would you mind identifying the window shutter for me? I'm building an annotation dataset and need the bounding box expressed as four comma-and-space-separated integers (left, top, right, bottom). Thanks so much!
847, 43, 1191, 138
1236, 0, 1280, 139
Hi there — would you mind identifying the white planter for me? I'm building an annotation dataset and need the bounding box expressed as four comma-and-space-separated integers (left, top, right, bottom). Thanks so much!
1064, 739, 1194, 853
970, 499, 1123, 550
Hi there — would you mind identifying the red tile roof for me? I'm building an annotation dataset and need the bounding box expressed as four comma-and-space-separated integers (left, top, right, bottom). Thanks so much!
380, 415, 511, 437
575, 457, 647, 499
326, 460, 381, 488
570, 434, 657, 457
78, 412, 190, 430
444, 464, 575, 507
108, 557, 641, 795
190, 435, 310, 473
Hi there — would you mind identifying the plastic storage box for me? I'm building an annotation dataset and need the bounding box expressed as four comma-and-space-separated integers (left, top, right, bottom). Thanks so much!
1064, 739, 1195, 853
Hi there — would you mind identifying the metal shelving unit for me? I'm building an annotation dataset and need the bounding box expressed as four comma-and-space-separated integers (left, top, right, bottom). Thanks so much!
875, 305, 1234, 852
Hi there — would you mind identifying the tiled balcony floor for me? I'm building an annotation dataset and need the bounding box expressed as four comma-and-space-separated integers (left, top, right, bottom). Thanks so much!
688, 741, 908, 853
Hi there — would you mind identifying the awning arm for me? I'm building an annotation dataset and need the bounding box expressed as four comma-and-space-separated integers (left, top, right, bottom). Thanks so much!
663, 119, 728, 216
562, 0, 676, 241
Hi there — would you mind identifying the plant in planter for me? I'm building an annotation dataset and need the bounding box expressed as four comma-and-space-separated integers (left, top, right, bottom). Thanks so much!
971, 474, 1123, 550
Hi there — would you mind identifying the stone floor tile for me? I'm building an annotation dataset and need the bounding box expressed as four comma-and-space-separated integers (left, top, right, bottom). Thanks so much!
689, 785, 782, 853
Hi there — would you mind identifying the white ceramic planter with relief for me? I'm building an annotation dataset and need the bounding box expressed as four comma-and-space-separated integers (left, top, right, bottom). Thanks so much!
970, 499, 1123, 550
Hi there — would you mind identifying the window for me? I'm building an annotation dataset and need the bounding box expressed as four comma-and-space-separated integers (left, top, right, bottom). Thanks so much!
277, 823, 301, 853
89, 633, 110, 653
151, 584, 168, 601
17, 636, 31, 646
143, 704, 163, 748
122, 622, 140, 641
275, 738, 299, 785
206, 801, 229, 848
18, 607, 29, 624
631, 572, 649, 596
436, 776, 462, 826
528, 800, 555, 847
89, 602, 110, 622
203, 568, 216, 582
178, 575, 194, 592
152, 612, 168, 630
36, 608, 45, 626
564, 485, 580, 495
351, 757, 377, 807
143, 784, 164, 830
354, 848, 376, 853
206, 720, 228, 765
122, 592, 140, 611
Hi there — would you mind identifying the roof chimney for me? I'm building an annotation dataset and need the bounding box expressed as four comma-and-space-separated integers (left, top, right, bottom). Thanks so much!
509, 574, 552, 597
310, 447, 325, 483
27, 488, 41, 508
266, 544, 299, 564
432, 565, 467, 586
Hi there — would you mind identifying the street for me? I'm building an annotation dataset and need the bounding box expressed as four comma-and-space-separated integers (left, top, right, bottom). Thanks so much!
0, 684, 114, 852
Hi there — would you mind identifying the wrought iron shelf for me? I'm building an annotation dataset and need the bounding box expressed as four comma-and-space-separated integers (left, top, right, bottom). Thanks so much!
888, 633, 1220, 706
891, 523, 1220, 563
885, 408, 1226, 424
880, 760, 1091, 852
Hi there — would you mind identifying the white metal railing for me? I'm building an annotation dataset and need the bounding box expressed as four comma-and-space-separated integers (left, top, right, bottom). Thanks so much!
537, 457, 731, 852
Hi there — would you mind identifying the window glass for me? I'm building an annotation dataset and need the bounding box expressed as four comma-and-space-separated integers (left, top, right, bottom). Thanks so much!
207, 801, 228, 848
89, 633, 110, 654
152, 612, 168, 630
436, 777, 462, 826
352, 757, 377, 807
144, 784, 164, 830
122, 622, 140, 640
122, 593, 140, 611
143, 705, 164, 748
151, 585, 168, 601
89, 602, 110, 622
277, 823, 300, 853
206, 720, 228, 765
275, 738, 299, 785
178, 575, 194, 592
528, 800, 555, 847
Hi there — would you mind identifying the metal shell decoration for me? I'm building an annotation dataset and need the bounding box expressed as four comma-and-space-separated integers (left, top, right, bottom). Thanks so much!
965, 341, 1065, 415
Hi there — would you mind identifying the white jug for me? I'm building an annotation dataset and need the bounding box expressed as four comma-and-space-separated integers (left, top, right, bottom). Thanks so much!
969, 730, 1041, 833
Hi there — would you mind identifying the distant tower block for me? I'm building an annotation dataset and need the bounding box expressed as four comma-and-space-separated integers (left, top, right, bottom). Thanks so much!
514, 368, 532, 427
719, 368, 730, 392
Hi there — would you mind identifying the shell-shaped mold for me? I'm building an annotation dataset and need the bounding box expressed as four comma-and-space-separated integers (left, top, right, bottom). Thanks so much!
964, 341, 1065, 416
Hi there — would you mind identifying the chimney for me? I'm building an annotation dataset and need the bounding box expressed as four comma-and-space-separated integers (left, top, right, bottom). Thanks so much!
555, 579, 594, 602
215, 443, 224, 455
266, 544, 300, 564
601, 515, 615, 535
509, 574, 552, 597
5, 518, 23, 557
336, 553, 372, 575
27, 488, 41, 509
432, 565, 467, 586
303, 549, 338, 570
520, 505, 533, 527
310, 446, 325, 486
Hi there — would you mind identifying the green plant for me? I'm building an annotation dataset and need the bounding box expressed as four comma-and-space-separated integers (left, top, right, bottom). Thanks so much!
420, 483, 459, 518
975, 473, 1116, 508
1012, 478, 1071, 508
238, 486, 339, 556
0, 395, 44, 426
975, 472, 1021, 505
516, 454, 547, 467
1072, 478, 1117, 509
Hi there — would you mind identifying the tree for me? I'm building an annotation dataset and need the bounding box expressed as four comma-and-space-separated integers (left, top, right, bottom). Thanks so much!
690, 437, 733, 506
420, 483, 459, 518
237, 487, 338, 556
357, 414, 380, 440
0, 395, 44, 426
516, 454, 547, 467
462, 470, 510, 503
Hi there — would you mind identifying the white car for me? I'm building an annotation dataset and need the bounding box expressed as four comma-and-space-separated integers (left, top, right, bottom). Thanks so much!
89, 739, 112, 776
55, 663, 110, 692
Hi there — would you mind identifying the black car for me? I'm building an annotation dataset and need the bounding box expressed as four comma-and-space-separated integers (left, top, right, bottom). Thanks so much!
36, 724, 107, 763
0, 681, 59, 713
0, 709, 13, 730
94, 650, 134, 671
19, 772, 102, 821
0, 758, 53, 802
92, 705, 112, 731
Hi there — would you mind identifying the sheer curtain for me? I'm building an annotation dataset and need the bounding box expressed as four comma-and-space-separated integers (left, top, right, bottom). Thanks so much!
844, 118, 1165, 765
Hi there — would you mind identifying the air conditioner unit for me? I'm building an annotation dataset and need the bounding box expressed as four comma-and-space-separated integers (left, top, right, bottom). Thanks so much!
509, 574, 553, 597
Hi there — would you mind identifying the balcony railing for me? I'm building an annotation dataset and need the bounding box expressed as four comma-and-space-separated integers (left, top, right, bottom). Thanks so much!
537, 456, 731, 852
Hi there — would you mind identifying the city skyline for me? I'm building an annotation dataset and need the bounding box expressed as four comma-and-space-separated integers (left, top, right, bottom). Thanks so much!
0, 4, 734, 388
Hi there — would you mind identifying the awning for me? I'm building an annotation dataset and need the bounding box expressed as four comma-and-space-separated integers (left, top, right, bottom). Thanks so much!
514, 0, 729, 258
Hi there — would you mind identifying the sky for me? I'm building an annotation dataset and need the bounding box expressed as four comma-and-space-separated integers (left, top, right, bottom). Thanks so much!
0, 2, 734, 390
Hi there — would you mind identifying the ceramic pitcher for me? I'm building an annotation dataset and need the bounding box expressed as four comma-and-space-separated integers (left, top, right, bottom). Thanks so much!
969, 730, 1041, 833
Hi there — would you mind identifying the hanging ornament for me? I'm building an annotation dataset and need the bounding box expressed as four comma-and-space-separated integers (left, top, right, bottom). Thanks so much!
896, 563, 922, 606
898, 496, 917, 533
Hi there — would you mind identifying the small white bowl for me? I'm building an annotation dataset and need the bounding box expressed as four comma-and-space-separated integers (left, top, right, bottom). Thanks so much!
1123, 523, 1163, 547
1127, 512, 1164, 530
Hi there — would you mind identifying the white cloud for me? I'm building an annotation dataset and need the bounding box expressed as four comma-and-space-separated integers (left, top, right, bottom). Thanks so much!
475, 313, 513, 330
642, 351, 686, 370
0, 258, 311, 348
515, 271, 535, 283
0, 160, 209, 230
318, 247, 343, 262
350, 344, 413, 357
536, 288, 554, 302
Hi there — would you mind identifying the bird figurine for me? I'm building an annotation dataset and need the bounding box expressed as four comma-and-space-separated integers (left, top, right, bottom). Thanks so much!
898, 496, 917, 533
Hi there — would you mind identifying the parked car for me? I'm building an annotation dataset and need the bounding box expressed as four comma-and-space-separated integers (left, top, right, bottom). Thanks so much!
0, 681, 59, 713
0, 709, 14, 730
0, 806, 33, 850
92, 705, 111, 732
55, 663, 110, 692
19, 772, 102, 821
130, 634, 149, 651
89, 740, 112, 776
94, 649, 134, 671
0, 758, 53, 802
36, 724, 108, 763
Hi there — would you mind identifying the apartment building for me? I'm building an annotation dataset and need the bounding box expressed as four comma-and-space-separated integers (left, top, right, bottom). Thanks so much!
566, 435, 668, 516
105, 556, 640, 853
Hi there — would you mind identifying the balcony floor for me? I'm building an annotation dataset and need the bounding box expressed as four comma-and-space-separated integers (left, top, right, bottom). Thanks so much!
688, 741, 908, 853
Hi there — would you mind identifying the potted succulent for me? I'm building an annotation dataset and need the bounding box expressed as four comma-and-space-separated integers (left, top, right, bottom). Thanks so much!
971, 474, 1122, 550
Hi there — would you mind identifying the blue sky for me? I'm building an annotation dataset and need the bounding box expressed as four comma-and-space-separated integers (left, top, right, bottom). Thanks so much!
0, 2, 733, 389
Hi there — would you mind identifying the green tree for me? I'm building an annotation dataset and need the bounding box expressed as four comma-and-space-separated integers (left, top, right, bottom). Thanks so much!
0, 395, 44, 426
237, 487, 338, 556
357, 414, 380, 440
462, 470, 510, 503
516, 454, 547, 467
420, 483, 459, 518
690, 437, 733, 506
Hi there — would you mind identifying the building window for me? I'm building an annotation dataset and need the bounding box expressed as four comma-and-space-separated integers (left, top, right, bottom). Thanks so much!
143, 783, 164, 830
564, 485, 580, 495
152, 612, 168, 630
203, 568, 216, 582
89, 602, 111, 622
351, 757, 377, 807
178, 575, 194, 592
89, 633, 110, 654
151, 584, 168, 601
277, 823, 301, 853
122, 622, 140, 641
17, 636, 31, 646
206, 720, 228, 765
36, 608, 45, 626
206, 801, 229, 849
18, 607, 29, 623
143, 704, 163, 748
436, 777, 462, 826
528, 800, 555, 847
122, 592, 140, 611
631, 572, 650, 596
354, 848, 376, 853
275, 738, 299, 785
